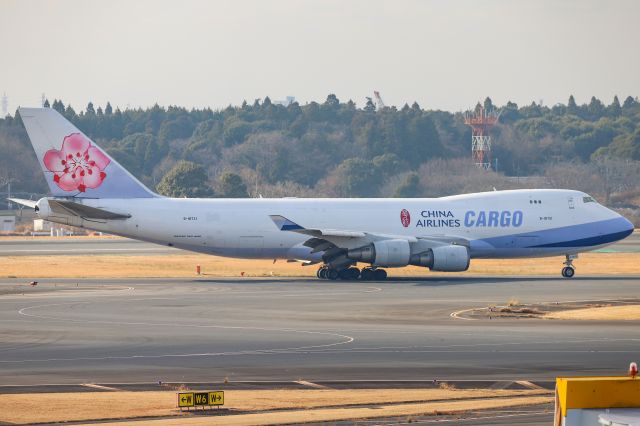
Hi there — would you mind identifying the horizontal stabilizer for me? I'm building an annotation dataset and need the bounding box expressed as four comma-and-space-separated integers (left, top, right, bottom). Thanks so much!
8, 198, 38, 209
48, 200, 131, 220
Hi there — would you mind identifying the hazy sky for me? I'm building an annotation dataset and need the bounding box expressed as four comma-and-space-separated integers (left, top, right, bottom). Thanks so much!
1, 0, 638, 112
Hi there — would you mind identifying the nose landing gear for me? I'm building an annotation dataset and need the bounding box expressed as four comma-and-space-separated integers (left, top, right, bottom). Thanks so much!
561, 254, 577, 278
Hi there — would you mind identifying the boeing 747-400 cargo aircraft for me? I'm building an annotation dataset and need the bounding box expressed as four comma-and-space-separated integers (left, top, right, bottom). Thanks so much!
10, 108, 634, 280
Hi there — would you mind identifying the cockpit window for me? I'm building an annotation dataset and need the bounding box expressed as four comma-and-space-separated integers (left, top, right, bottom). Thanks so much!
583, 196, 596, 203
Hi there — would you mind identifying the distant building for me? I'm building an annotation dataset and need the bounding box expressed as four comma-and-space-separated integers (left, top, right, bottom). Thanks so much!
0, 214, 16, 233
273, 96, 295, 106
33, 219, 53, 232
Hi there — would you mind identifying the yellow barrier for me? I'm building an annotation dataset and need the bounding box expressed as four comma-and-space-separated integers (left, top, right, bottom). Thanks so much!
556, 376, 640, 418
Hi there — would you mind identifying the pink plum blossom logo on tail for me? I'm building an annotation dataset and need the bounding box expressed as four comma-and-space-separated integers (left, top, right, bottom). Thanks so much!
43, 133, 110, 192
400, 209, 411, 227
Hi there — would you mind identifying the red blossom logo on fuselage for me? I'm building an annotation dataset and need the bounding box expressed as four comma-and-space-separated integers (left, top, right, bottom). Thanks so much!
400, 209, 411, 227
43, 133, 110, 192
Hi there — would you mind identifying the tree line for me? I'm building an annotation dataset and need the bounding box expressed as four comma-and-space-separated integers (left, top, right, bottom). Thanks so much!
1, 94, 639, 223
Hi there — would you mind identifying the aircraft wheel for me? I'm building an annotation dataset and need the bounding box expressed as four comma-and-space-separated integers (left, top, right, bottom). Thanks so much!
326, 269, 339, 280
340, 267, 360, 280
374, 269, 387, 280
338, 269, 351, 280
318, 268, 328, 279
316, 268, 323, 279
561, 266, 575, 278
338, 268, 358, 280
360, 268, 373, 281
349, 267, 361, 280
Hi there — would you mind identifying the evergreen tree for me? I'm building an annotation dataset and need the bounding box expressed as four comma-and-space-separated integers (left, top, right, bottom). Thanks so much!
623, 96, 637, 109
325, 94, 339, 108
218, 172, 248, 198
588, 96, 604, 119
609, 96, 622, 117
483, 97, 494, 111
156, 161, 214, 198
43, 99, 50, 108
105, 102, 113, 115
394, 172, 420, 197
52, 99, 65, 114
64, 105, 77, 119
86, 102, 95, 115
567, 95, 578, 115
363, 98, 376, 112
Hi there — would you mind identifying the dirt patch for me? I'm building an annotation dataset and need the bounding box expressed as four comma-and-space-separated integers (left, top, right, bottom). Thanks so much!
0, 389, 551, 425
458, 299, 640, 321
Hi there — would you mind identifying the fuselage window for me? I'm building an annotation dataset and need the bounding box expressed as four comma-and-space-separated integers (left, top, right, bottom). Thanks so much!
583, 196, 595, 203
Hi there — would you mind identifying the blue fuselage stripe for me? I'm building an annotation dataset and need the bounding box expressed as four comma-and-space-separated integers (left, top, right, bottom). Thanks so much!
473, 217, 632, 252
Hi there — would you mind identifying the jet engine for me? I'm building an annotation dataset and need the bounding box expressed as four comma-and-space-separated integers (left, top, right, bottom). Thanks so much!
348, 241, 470, 271
347, 239, 411, 267
35, 198, 51, 218
410, 245, 470, 271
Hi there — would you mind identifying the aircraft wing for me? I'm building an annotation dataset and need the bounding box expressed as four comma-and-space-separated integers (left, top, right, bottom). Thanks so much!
269, 214, 420, 247
270, 214, 469, 252
8, 198, 38, 209
10, 197, 130, 220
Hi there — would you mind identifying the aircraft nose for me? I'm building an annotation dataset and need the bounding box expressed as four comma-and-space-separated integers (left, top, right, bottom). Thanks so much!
619, 215, 635, 238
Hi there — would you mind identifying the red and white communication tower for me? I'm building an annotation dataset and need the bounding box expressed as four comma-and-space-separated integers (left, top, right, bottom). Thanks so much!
464, 106, 500, 170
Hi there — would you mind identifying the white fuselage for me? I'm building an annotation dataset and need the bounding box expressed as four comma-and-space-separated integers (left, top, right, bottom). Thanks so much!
38, 189, 634, 266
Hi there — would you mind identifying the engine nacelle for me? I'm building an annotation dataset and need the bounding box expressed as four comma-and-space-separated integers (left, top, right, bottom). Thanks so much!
413, 245, 469, 272
347, 239, 411, 267
35, 198, 51, 218
348, 241, 469, 271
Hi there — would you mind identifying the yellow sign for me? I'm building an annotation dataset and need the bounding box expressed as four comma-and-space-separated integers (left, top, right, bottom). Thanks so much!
177, 392, 194, 407
209, 391, 224, 405
177, 391, 224, 408
194, 392, 208, 405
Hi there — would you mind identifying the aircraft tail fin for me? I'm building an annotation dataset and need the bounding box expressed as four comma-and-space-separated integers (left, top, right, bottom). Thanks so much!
19, 108, 157, 199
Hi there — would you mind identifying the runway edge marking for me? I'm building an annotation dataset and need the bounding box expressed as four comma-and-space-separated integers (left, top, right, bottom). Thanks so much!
294, 380, 332, 389
81, 383, 123, 391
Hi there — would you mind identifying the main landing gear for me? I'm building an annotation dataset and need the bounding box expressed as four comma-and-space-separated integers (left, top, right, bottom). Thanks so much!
561, 254, 577, 278
316, 266, 387, 281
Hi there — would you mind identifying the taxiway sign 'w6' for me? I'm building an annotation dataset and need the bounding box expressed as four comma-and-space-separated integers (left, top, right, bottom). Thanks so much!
11, 108, 634, 280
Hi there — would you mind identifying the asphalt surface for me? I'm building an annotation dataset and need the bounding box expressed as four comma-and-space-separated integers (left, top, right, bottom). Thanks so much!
0, 237, 177, 256
2, 274, 640, 424
0, 233, 638, 424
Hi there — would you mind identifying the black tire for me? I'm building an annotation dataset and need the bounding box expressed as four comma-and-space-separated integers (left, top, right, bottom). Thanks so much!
360, 268, 373, 281
349, 268, 361, 280
374, 269, 387, 280
316, 269, 323, 279
338, 269, 351, 280
326, 269, 339, 280
319, 268, 327, 279
562, 267, 575, 278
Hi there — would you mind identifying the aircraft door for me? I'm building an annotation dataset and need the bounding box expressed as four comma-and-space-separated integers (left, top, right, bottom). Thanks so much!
568, 197, 575, 209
